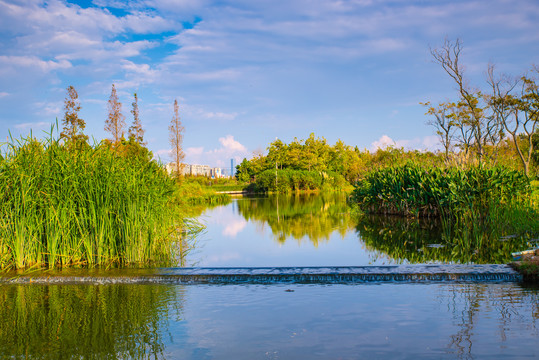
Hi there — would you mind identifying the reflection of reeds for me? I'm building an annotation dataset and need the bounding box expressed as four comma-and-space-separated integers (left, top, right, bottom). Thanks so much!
357, 210, 537, 264
0, 284, 181, 359
0, 132, 191, 270
351, 163, 539, 263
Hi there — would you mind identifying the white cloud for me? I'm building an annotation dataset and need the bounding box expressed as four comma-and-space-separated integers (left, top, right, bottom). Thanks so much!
371, 134, 440, 152
186, 146, 204, 156
34, 101, 63, 116
0, 56, 72, 72
181, 104, 238, 122
183, 135, 249, 167
222, 219, 247, 237
371, 135, 395, 151
422, 135, 440, 150
0, 92, 9, 98
219, 135, 247, 152
15, 121, 50, 130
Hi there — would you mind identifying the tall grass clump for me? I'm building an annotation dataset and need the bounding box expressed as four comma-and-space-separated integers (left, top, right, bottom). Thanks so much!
351, 162, 537, 255
0, 133, 186, 270
351, 162, 530, 218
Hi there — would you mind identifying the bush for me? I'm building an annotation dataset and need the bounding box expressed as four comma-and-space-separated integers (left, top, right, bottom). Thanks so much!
252, 169, 345, 193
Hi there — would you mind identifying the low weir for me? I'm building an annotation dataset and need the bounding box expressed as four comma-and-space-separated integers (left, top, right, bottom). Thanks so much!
0, 264, 523, 284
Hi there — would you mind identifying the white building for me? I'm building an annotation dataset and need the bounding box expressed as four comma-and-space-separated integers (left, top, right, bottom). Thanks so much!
166, 163, 227, 178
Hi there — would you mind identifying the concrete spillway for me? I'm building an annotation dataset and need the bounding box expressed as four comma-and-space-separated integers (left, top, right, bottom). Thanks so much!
0, 264, 523, 284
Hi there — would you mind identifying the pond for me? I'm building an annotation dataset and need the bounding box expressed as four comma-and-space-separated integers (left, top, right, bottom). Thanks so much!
1, 193, 538, 359
1, 282, 537, 359
187, 193, 534, 266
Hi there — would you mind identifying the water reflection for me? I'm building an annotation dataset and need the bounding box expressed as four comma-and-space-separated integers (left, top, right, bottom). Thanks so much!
0, 284, 183, 359
356, 215, 531, 264
236, 193, 355, 245
438, 283, 539, 359
1, 283, 536, 359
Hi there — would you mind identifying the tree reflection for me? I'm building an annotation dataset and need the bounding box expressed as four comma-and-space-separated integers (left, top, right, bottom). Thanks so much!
236, 193, 356, 245
0, 284, 184, 359
356, 215, 531, 264
437, 283, 538, 359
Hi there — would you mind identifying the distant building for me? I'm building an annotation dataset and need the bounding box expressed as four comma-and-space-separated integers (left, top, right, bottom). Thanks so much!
165, 162, 189, 176
166, 163, 228, 178
230, 158, 235, 178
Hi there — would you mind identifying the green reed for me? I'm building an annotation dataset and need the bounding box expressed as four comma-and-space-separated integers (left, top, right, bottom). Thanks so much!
0, 133, 187, 270
351, 162, 530, 218
351, 162, 538, 259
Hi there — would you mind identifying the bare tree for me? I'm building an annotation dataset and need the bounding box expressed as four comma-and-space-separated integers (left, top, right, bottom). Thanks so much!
128, 92, 145, 146
430, 38, 503, 162
488, 65, 539, 175
61, 85, 88, 145
169, 99, 185, 179
105, 84, 125, 144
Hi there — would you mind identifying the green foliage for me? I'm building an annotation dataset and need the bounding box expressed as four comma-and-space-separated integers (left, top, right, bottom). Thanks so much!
356, 214, 536, 264
236, 133, 448, 188
175, 179, 231, 205
351, 162, 530, 218
0, 133, 189, 270
236, 193, 354, 245
0, 284, 179, 358
251, 168, 346, 193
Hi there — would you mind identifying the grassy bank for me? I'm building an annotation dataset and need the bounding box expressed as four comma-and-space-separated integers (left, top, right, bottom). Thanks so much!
0, 134, 205, 270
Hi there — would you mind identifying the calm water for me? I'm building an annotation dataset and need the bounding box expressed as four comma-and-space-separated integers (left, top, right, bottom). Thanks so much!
0, 282, 537, 359
2, 193, 538, 359
188, 193, 532, 266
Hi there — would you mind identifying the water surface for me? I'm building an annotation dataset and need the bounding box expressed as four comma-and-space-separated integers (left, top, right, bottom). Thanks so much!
2, 192, 537, 359
188, 193, 532, 266
1, 282, 537, 359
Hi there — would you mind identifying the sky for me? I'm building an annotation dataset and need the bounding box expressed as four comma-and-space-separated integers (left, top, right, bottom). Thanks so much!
1, 0, 539, 169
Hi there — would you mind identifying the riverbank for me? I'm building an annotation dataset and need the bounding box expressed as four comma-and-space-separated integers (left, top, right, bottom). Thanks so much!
510, 249, 539, 283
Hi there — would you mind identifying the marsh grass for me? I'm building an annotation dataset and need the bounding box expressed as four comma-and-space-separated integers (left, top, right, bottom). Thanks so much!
351, 163, 539, 259
0, 132, 190, 270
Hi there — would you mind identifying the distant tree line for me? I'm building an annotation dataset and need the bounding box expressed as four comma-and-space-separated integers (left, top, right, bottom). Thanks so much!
235, 133, 447, 187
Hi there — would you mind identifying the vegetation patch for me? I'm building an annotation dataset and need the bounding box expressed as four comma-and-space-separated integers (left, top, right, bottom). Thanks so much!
351, 163, 530, 218
510, 252, 539, 283
0, 134, 192, 270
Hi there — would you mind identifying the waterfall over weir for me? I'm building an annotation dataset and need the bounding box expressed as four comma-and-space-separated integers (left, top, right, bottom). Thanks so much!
1, 265, 523, 284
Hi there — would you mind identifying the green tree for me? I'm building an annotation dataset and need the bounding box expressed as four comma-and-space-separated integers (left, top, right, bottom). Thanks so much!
60, 85, 88, 146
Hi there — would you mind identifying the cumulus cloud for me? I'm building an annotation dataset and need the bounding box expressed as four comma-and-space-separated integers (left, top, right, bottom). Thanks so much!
219, 135, 247, 152
371, 135, 396, 151
222, 219, 247, 237
0, 56, 72, 72
371, 134, 440, 152
183, 135, 249, 167
186, 146, 204, 156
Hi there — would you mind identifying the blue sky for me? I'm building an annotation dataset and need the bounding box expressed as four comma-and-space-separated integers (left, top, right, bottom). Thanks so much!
1, 0, 539, 168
